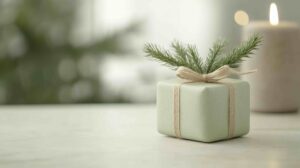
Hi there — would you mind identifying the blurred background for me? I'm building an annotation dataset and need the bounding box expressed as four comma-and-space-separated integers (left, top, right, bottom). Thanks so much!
0, 0, 299, 104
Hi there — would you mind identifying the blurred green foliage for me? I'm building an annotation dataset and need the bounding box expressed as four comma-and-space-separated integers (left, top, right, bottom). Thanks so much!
0, 0, 139, 104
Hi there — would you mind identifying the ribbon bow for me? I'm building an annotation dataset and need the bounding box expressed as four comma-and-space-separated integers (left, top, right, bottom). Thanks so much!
176, 65, 257, 83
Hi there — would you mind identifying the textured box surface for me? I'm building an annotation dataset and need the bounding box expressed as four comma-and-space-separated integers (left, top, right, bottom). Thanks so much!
157, 78, 250, 142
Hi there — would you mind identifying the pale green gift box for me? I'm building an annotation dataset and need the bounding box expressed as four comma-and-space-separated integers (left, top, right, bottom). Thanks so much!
157, 78, 250, 142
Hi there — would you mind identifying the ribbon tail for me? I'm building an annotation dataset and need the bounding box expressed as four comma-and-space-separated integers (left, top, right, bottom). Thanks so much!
230, 68, 257, 75
212, 69, 257, 81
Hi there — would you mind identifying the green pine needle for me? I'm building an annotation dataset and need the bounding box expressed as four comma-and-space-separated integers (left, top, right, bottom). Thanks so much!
171, 41, 188, 62
205, 40, 226, 73
144, 34, 262, 74
187, 45, 203, 73
144, 43, 183, 69
171, 41, 190, 68
210, 35, 262, 72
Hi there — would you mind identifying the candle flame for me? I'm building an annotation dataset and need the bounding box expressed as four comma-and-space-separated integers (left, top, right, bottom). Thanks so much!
269, 3, 279, 25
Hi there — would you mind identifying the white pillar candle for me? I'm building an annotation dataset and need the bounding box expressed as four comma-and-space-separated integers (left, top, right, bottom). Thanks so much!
242, 3, 300, 112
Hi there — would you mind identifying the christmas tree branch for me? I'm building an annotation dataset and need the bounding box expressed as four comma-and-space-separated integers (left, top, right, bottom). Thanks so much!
144, 34, 262, 74
187, 45, 203, 73
144, 43, 183, 69
210, 35, 262, 72
205, 40, 226, 73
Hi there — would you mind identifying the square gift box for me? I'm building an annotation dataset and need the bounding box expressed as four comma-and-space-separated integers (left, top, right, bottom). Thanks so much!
157, 78, 250, 142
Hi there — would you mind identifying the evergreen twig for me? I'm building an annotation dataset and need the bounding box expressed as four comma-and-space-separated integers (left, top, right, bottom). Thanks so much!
210, 35, 262, 72
144, 34, 262, 74
204, 40, 226, 73
144, 43, 182, 70
171, 41, 190, 68
187, 45, 203, 73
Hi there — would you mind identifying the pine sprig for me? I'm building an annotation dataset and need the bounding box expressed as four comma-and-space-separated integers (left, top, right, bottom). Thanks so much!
210, 35, 262, 72
205, 40, 226, 73
144, 34, 262, 74
171, 41, 188, 62
171, 41, 189, 68
144, 43, 184, 70
144, 44, 188, 69
187, 45, 203, 73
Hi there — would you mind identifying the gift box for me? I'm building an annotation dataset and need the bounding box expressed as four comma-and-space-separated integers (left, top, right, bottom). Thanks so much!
157, 78, 250, 142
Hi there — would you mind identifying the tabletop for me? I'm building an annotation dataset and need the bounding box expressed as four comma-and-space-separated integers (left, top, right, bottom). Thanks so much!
0, 104, 300, 168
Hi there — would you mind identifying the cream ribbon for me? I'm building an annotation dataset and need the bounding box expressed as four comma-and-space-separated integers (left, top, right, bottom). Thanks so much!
176, 65, 256, 83
173, 65, 256, 139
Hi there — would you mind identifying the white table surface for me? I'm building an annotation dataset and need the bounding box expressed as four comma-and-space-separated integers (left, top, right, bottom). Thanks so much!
0, 104, 300, 168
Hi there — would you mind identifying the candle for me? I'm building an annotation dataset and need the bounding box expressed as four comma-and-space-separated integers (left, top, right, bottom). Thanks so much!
242, 3, 300, 112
